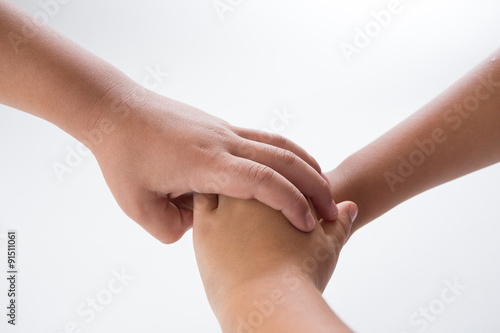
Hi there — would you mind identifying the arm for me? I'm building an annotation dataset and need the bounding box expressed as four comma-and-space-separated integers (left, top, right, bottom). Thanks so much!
328, 49, 500, 232
0, 1, 337, 242
193, 195, 357, 332
221, 271, 351, 333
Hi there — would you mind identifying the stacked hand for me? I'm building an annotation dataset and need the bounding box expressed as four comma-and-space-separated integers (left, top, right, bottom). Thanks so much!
91, 89, 338, 243
193, 194, 357, 332
0, 1, 337, 245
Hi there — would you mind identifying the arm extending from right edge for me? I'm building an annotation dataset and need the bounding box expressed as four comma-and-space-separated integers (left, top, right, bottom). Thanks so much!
328, 48, 500, 232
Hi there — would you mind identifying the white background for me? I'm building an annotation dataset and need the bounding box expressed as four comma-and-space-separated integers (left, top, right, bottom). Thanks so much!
1, 0, 500, 332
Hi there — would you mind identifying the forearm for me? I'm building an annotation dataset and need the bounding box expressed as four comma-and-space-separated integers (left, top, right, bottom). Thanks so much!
217, 270, 352, 333
328, 49, 500, 232
0, 1, 135, 144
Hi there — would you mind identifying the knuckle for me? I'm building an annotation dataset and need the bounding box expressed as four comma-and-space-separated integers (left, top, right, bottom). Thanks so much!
277, 148, 297, 167
191, 141, 222, 167
318, 178, 331, 196
212, 125, 236, 145
289, 188, 306, 209
207, 158, 234, 192
248, 164, 275, 187
224, 159, 245, 178
234, 138, 258, 160
192, 152, 230, 192
335, 218, 352, 242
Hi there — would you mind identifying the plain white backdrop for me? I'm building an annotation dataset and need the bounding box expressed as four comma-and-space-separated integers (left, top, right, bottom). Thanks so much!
1, 0, 500, 332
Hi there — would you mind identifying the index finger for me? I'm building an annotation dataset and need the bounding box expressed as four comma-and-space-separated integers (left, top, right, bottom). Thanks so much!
234, 127, 323, 174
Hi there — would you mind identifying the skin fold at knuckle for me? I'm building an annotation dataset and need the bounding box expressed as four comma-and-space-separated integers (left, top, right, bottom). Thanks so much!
284, 189, 307, 223
334, 217, 352, 245
276, 147, 297, 167
247, 163, 275, 188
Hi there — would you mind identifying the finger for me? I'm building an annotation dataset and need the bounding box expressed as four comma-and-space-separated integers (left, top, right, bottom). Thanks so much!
321, 201, 358, 245
234, 127, 322, 174
208, 156, 316, 232
234, 140, 337, 221
171, 193, 193, 211
193, 193, 218, 214
135, 194, 194, 244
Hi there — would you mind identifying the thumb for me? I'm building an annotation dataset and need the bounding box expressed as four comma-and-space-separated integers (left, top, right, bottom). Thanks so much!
321, 201, 358, 244
193, 193, 219, 215
136, 196, 194, 244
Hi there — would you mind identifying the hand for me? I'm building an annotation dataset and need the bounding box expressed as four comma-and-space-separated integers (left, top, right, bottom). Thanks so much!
0, 2, 335, 244
87, 85, 337, 243
193, 194, 357, 321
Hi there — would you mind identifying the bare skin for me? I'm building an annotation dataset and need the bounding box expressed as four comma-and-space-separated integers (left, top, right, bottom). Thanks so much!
328, 48, 500, 233
192, 49, 500, 331
193, 195, 357, 333
0, 1, 338, 243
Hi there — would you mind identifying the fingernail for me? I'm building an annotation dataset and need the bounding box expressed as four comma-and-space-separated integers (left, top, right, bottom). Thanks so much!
349, 204, 358, 223
331, 201, 339, 217
305, 212, 315, 230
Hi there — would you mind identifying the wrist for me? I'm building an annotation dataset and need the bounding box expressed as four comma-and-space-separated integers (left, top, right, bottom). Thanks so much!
327, 153, 375, 232
329, 147, 411, 233
214, 263, 313, 306
216, 267, 318, 332
73, 75, 147, 154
